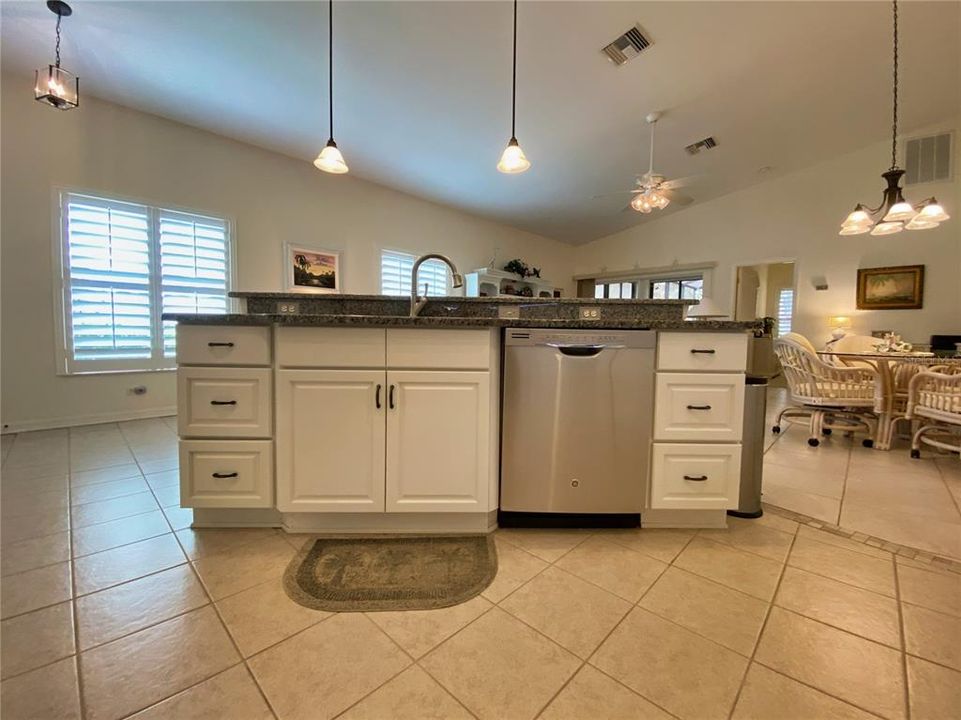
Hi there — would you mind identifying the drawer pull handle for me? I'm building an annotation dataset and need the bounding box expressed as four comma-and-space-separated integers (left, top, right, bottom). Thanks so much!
212, 472, 238, 479
683, 474, 708, 482
375, 384, 382, 409
207, 342, 235, 348
690, 349, 716, 354
686, 404, 712, 411
389, 384, 396, 410
210, 400, 237, 406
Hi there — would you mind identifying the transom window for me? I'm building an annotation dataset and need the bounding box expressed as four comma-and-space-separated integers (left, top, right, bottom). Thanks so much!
594, 282, 635, 299
381, 250, 450, 296
649, 277, 704, 300
56, 191, 230, 373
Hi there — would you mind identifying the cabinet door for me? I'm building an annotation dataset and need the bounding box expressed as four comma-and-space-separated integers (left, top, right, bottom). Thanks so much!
386, 371, 490, 512
276, 370, 386, 512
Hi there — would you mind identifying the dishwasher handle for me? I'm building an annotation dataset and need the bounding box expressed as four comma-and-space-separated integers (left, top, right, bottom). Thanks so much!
546, 343, 623, 357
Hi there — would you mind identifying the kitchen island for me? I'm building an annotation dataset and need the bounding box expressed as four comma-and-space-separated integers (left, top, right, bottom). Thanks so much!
166, 294, 760, 533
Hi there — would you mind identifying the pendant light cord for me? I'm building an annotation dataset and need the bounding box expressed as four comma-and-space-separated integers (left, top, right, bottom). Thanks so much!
890, 0, 899, 170
55, 11, 62, 68
328, 0, 334, 142
511, 0, 517, 139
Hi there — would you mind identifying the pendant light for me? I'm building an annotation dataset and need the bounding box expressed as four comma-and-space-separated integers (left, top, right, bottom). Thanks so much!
839, 0, 949, 236
34, 1, 79, 110
497, 0, 530, 174
313, 0, 348, 174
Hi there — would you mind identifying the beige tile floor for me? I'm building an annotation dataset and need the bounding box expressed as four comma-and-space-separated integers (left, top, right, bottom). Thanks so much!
1, 418, 960, 719
763, 387, 961, 560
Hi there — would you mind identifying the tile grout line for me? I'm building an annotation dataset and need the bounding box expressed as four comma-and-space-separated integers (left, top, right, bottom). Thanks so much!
66, 426, 89, 720
893, 552, 911, 720
725, 526, 798, 719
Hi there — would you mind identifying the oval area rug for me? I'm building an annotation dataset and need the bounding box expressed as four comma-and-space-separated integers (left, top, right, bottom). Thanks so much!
283, 535, 497, 612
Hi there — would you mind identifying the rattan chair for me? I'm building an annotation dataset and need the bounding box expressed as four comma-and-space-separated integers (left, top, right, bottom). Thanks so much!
773, 333, 879, 447
906, 369, 961, 458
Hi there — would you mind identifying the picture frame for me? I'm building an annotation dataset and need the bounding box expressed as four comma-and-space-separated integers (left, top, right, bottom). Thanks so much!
856, 265, 924, 310
284, 244, 341, 294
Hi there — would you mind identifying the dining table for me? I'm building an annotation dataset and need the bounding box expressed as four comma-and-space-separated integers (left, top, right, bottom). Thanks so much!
817, 350, 961, 450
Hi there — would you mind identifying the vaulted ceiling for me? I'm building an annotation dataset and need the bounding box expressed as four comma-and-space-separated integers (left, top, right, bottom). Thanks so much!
3, 1, 958, 243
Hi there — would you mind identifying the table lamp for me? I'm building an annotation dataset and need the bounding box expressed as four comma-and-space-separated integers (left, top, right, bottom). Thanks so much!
826, 316, 851, 348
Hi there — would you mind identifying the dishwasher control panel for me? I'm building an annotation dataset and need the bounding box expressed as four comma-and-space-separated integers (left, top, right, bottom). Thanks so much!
506, 328, 656, 348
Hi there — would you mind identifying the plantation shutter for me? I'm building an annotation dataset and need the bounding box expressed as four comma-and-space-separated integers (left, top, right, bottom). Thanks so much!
63, 195, 154, 368
381, 250, 449, 296
777, 288, 794, 336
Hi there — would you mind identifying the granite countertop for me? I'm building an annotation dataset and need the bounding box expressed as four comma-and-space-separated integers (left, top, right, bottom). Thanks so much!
228, 292, 694, 306
163, 312, 759, 332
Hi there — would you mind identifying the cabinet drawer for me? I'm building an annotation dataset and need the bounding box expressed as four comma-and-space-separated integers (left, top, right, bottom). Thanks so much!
387, 329, 494, 370
655, 373, 744, 442
177, 368, 272, 438
180, 440, 273, 508
177, 325, 271, 366
651, 443, 741, 510
275, 327, 386, 368
657, 332, 748, 372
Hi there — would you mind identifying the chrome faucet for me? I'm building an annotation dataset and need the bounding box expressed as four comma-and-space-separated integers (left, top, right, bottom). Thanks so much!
410, 253, 463, 317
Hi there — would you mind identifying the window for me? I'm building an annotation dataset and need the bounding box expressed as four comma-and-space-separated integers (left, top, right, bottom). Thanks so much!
57, 192, 230, 373
381, 250, 450, 296
594, 281, 635, 299
777, 288, 794, 336
649, 277, 703, 300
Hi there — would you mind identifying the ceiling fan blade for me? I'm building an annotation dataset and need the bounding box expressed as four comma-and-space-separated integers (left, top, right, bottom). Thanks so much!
659, 174, 700, 190
664, 189, 694, 206
593, 190, 642, 199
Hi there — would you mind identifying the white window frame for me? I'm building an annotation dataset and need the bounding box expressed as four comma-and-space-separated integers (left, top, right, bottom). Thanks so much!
379, 248, 451, 297
776, 287, 795, 337
51, 188, 236, 375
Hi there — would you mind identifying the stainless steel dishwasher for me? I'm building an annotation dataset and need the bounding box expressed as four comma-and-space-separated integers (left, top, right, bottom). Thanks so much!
500, 328, 656, 523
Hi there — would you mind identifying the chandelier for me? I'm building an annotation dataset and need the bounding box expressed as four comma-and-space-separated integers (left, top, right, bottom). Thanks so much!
839, 0, 949, 236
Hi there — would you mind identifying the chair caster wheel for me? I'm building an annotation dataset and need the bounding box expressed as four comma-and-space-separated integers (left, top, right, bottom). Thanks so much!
862, 439, 874, 449
772, 426, 781, 434
808, 438, 820, 447
910, 449, 921, 459
822, 428, 833, 436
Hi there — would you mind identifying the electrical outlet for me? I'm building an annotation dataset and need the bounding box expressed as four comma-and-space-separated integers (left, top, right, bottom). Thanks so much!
277, 302, 300, 314
498, 306, 520, 320
579, 306, 601, 320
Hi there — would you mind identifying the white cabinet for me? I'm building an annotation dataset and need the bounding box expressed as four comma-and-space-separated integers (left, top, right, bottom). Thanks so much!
654, 373, 745, 442
276, 370, 386, 513
177, 325, 271, 366
180, 440, 273, 508
386, 371, 490, 512
657, 332, 748, 372
177, 367, 272, 439
650, 443, 741, 510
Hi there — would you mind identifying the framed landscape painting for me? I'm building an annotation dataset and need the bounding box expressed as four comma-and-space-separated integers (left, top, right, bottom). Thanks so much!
856, 265, 924, 310
285, 244, 340, 293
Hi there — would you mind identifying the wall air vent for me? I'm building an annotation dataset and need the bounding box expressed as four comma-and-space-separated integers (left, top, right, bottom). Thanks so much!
685, 137, 717, 155
601, 24, 651, 66
905, 132, 952, 185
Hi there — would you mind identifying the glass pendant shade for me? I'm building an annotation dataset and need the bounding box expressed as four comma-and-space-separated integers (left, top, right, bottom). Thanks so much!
35, 65, 78, 109
842, 207, 871, 227
870, 221, 903, 236
905, 217, 938, 230
497, 138, 531, 174
839, 223, 872, 236
917, 200, 949, 223
630, 194, 652, 213
313, 140, 349, 174
882, 201, 916, 222
651, 192, 670, 209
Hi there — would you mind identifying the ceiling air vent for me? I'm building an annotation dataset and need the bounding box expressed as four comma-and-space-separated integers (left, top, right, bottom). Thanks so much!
685, 137, 717, 155
602, 24, 651, 66
905, 132, 952, 185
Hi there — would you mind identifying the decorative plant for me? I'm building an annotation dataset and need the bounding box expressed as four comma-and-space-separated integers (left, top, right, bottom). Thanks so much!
504, 259, 530, 278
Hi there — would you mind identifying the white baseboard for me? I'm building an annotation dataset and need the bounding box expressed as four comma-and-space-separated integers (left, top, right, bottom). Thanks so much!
1, 406, 177, 434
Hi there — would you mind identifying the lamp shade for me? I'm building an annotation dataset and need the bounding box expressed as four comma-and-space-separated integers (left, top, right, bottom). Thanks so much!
313, 140, 348, 174
918, 200, 950, 223
870, 221, 903, 236
882, 201, 916, 222
829, 316, 851, 329
685, 297, 726, 319
839, 223, 872, 236
497, 138, 530, 174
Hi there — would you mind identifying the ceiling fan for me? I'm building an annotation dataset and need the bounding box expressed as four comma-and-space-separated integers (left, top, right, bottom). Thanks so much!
596, 112, 694, 214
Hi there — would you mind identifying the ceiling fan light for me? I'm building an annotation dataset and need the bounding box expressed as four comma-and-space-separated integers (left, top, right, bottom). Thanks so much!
651, 192, 670, 209
497, 138, 531, 174
313, 139, 349, 174
882, 201, 916, 222
870, 221, 903, 236
917, 199, 950, 223
839, 223, 872, 236
630, 194, 653, 213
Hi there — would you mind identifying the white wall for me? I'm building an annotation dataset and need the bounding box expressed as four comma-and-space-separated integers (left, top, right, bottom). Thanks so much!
1, 82, 572, 431
574, 122, 961, 346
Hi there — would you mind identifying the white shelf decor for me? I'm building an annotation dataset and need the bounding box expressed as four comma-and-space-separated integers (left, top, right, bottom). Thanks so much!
464, 268, 556, 298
